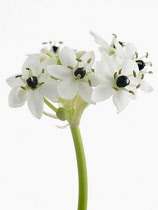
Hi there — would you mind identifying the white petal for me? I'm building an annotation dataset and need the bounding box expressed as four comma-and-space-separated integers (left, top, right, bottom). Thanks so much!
47, 65, 71, 80
114, 39, 126, 59
95, 60, 112, 79
57, 77, 78, 100
90, 31, 109, 48
79, 51, 95, 71
78, 82, 93, 103
92, 82, 114, 102
112, 90, 129, 113
8, 87, 26, 107
27, 90, 44, 119
121, 59, 139, 75
6, 74, 25, 88
41, 58, 57, 69
39, 80, 59, 100
76, 51, 86, 58
101, 51, 117, 73
140, 79, 153, 93
125, 43, 137, 59
85, 72, 101, 87
22, 55, 42, 76
59, 47, 77, 68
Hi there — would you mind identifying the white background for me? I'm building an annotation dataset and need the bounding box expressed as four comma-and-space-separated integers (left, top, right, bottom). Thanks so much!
0, 0, 158, 209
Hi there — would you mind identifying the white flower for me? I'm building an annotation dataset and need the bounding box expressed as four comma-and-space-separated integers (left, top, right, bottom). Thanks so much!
92, 52, 139, 113
7, 56, 59, 119
113, 39, 153, 92
47, 46, 99, 103
90, 31, 117, 56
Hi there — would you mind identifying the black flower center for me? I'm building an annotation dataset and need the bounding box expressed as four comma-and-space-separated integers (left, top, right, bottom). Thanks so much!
52, 45, 59, 53
26, 76, 38, 89
116, 75, 130, 88
74, 68, 86, 79
136, 60, 145, 71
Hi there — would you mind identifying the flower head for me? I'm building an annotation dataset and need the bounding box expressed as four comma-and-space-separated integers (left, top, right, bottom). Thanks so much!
7, 56, 59, 119
92, 52, 139, 113
47, 46, 99, 103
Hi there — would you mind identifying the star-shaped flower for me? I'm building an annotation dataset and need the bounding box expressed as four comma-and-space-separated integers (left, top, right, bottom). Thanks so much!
47, 46, 99, 103
7, 55, 59, 119
113, 39, 153, 92
92, 52, 139, 113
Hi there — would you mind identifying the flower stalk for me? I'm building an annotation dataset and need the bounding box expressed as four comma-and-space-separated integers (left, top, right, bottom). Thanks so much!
70, 126, 88, 210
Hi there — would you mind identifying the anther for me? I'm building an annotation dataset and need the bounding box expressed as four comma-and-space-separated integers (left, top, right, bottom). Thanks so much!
25, 68, 30, 70
113, 87, 119, 91
75, 74, 81, 80
76, 58, 82, 62
42, 69, 45, 73
15, 75, 22, 78
88, 79, 92, 86
135, 52, 138, 59
114, 72, 117, 79
148, 71, 153, 74
129, 90, 135, 95
21, 86, 26, 90
91, 68, 95, 72
39, 82, 44, 86
87, 58, 92, 64
67, 66, 73, 70
118, 69, 122, 74
112, 33, 117, 38
146, 52, 149, 58
133, 70, 137, 77
136, 83, 141, 89
42, 42, 48, 44
141, 74, 144, 80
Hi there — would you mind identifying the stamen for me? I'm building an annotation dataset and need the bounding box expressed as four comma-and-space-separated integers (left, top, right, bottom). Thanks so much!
135, 52, 138, 59
76, 58, 82, 62
114, 72, 117, 79
25, 68, 30, 70
42, 69, 45, 73
146, 52, 149, 58
148, 71, 153, 74
87, 58, 92, 64
136, 83, 141, 89
75, 74, 81, 80
39, 82, 44, 86
118, 69, 122, 74
141, 74, 144, 80
67, 66, 73, 70
133, 70, 137, 77
21, 86, 26, 90
15, 75, 22, 78
129, 90, 135, 95
42, 42, 48, 44
91, 68, 95, 72
112, 33, 117, 38
113, 87, 119, 91
88, 79, 92, 86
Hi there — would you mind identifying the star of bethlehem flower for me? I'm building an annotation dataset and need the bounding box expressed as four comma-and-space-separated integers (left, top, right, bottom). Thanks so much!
90, 31, 126, 56
91, 31, 153, 94
47, 46, 100, 103
7, 55, 59, 119
113, 39, 153, 93
92, 51, 140, 113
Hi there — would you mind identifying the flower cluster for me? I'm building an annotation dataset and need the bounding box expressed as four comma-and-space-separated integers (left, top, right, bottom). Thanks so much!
7, 33, 153, 124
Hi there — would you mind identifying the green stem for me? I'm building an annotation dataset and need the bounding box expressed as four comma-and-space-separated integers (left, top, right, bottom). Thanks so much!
70, 126, 88, 210
44, 98, 57, 112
